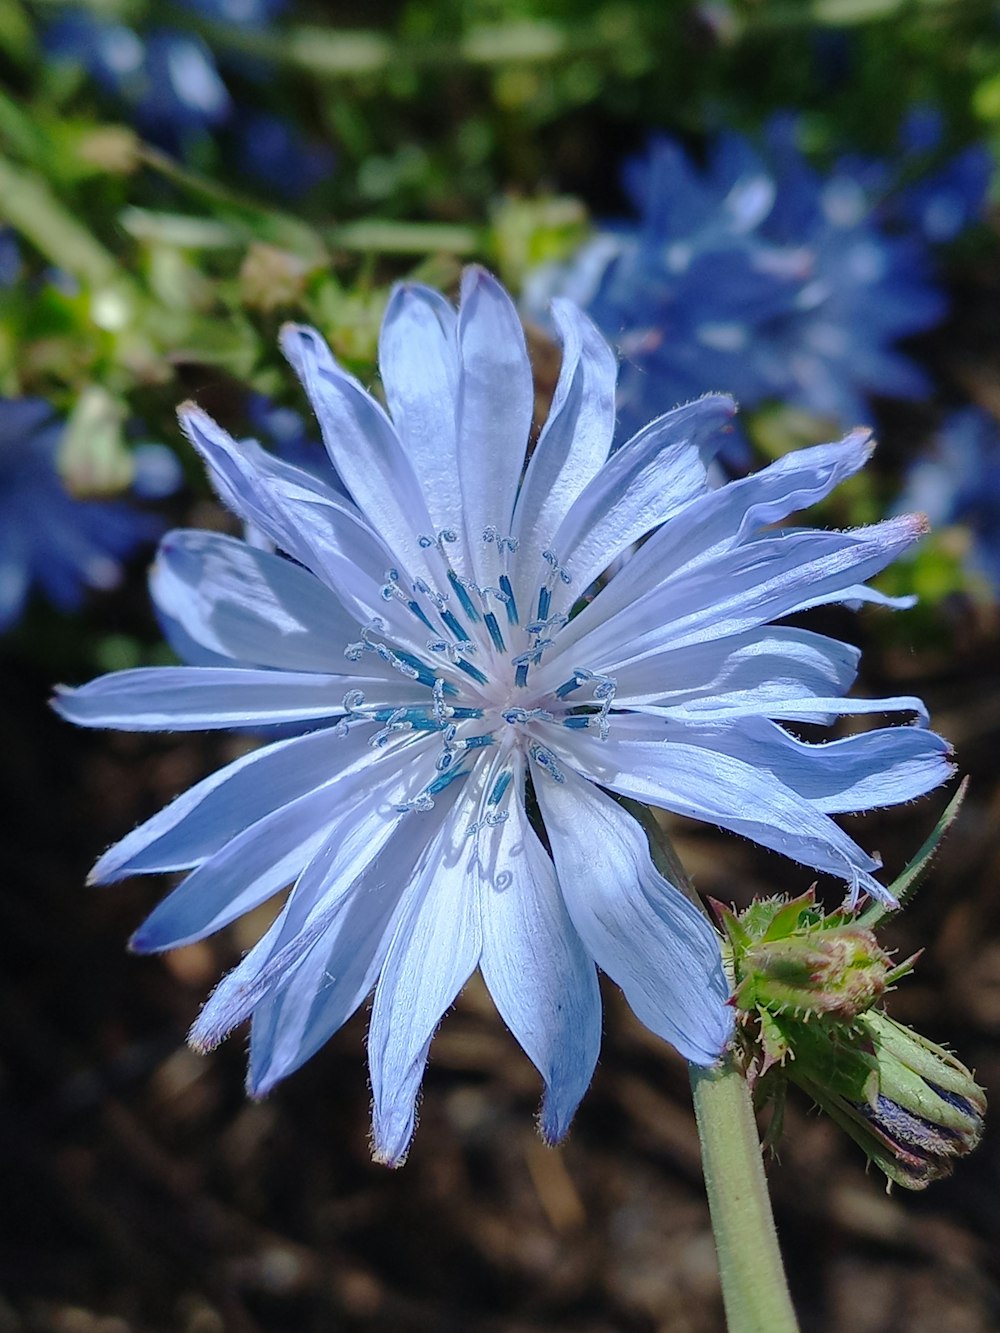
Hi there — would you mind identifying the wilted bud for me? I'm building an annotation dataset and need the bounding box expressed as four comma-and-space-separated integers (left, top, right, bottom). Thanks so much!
797, 1012, 985, 1190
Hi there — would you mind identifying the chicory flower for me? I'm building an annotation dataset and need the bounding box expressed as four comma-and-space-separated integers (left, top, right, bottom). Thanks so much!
56, 271, 951, 1162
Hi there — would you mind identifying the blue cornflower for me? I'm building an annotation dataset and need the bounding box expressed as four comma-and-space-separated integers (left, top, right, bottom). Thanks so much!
531, 115, 955, 439
899, 406, 1000, 594
56, 271, 952, 1163
0, 398, 158, 631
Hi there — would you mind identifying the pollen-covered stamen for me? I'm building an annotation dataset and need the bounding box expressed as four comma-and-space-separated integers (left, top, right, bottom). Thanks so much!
512, 636, 556, 689
345, 618, 428, 683
525, 612, 569, 636
432, 677, 453, 724
464, 753, 514, 838
530, 743, 567, 784
502, 706, 554, 725
447, 570, 481, 624
381, 569, 436, 632
370, 707, 413, 748
538, 549, 573, 619
426, 636, 489, 686
573, 668, 618, 740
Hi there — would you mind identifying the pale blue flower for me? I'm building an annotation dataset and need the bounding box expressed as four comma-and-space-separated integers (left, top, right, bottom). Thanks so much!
56, 271, 952, 1163
0, 398, 159, 631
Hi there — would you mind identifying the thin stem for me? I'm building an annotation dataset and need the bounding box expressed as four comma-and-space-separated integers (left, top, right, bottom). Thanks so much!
690, 1059, 799, 1333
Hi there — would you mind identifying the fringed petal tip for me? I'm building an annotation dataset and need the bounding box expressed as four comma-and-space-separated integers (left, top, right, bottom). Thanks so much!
277, 321, 324, 371
538, 1094, 577, 1148
369, 1111, 416, 1169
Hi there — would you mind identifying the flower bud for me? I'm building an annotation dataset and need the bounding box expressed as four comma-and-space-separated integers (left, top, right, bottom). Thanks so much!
716, 892, 985, 1188
718, 891, 895, 1023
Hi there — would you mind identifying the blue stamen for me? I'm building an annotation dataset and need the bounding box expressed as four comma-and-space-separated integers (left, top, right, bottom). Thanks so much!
448, 571, 481, 623
407, 600, 435, 631
484, 612, 506, 652
394, 649, 450, 690
488, 769, 513, 805
515, 662, 529, 689
441, 609, 469, 641
426, 766, 470, 796
556, 677, 582, 698
461, 734, 495, 751
456, 657, 489, 685
562, 715, 591, 729
498, 575, 518, 626
536, 585, 551, 621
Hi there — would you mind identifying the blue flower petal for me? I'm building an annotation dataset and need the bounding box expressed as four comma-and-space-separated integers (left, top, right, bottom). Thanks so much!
378, 284, 463, 550
478, 791, 602, 1144
90, 724, 372, 882
53, 666, 428, 730
280, 324, 437, 578
549, 394, 734, 601
551, 730, 887, 899
666, 716, 953, 814
152, 528, 362, 670
534, 767, 732, 1065
510, 300, 616, 570
368, 795, 484, 1165
454, 267, 533, 585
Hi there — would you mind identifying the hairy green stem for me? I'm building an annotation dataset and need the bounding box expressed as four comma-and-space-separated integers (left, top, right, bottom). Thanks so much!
690, 1059, 799, 1333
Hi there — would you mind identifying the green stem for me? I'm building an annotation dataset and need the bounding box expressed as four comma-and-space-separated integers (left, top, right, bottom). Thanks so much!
690, 1059, 799, 1333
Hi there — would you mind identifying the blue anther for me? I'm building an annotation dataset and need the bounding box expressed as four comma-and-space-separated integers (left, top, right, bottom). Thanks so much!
441, 609, 469, 641
456, 657, 489, 685
515, 662, 529, 689
426, 766, 470, 796
555, 677, 582, 699
488, 769, 513, 805
562, 715, 591, 729
498, 575, 519, 626
530, 744, 566, 783
447, 570, 480, 623
536, 585, 551, 621
484, 612, 506, 652
407, 599, 435, 631
461, 734, 495, 751
393, 648, 447, 689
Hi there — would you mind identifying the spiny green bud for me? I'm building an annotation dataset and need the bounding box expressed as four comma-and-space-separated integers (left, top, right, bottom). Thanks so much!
715, 891, 898, 1024
796, 1013, 985, 1190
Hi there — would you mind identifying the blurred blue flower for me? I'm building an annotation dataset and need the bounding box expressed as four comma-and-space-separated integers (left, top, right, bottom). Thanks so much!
0, 398, 159, 631
530, 114, 977, 439
57, 272, 951, 1163
234, 112, 335, 199
45, 3, 331, 197
899, 406, 1000, 593
46, 14, 230, 137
